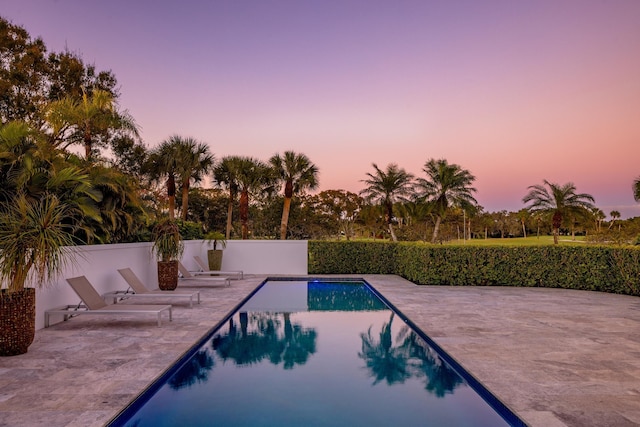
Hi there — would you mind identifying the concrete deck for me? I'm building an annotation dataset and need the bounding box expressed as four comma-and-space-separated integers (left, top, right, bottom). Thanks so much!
1, 275, 639, 426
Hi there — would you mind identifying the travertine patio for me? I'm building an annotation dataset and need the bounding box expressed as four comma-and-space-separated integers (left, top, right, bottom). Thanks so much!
1, 275, 639, 427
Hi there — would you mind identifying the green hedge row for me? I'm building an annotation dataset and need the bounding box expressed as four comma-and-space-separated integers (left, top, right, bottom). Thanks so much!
308, 241, 640, 296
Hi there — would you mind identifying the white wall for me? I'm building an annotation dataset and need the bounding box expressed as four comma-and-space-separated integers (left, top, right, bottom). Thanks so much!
181, 240, 308, 275
35, 240, 308, 330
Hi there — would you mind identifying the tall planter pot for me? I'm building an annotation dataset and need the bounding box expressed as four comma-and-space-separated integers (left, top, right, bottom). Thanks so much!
157, 260, 179, 291
0, 288, 35, 356
207, 249, 223, 271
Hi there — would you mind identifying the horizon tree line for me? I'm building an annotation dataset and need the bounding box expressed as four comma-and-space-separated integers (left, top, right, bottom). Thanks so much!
2, 15, 639, 246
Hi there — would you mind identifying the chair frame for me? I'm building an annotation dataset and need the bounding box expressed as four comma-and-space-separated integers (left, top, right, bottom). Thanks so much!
45, 276, 172, 327
104, 268, 201, 308
193, 256, 243, 279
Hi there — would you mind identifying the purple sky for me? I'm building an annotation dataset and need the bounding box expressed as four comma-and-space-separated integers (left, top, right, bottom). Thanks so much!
4, 0, 640, 217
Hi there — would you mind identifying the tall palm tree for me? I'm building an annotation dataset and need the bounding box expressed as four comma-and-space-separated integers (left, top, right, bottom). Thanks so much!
609, 210, 621, 230
269, 151, 319, 239
522, 180, 595, 244
172, 137, 214, 221
590, 207, 605, 233
45, 89, 139, 160
516, 208, 530, 238
359, 163, 414, 242
147, 136, 213, 220
234, 157, 275, 239
415, 159, 477, 243
213, 156, 243, 239
147, 140, 179, 219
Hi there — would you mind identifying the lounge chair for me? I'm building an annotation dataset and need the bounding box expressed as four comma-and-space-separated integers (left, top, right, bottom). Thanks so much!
44, 276, 172, 327
102, 268, 201, 308
178, 262, 231, 286
193, 256, 243, 279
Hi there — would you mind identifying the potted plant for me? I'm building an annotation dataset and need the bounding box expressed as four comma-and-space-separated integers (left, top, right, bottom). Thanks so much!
204, 231, 226, 270
152, 219, 184, 291
0, 195, 77, 356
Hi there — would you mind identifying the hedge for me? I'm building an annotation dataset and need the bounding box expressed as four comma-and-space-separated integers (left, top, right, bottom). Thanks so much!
308, 241, 640, 296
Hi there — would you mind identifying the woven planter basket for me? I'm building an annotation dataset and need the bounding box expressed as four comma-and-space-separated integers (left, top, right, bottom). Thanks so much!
157, 260, 179, 290
0, 288, 36, 356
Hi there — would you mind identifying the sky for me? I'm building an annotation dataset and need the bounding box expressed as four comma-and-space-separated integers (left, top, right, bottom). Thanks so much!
3, 0, 640, 218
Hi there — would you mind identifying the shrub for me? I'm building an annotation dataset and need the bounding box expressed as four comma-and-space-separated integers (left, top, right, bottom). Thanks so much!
308, 241, 640, 296
308, 241, 398, 274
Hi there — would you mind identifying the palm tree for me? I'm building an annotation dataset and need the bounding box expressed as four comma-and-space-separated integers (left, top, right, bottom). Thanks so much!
172, 137, 214, 221
85, 164, 148, 243
360, 163, 414, 242
415, 159, 477, 243
609, 210, 621, 230
0, 121, 103, 240
269, 151, 319, 239
633, 177, 640, 202
522, 180, 595, 244
147, 141, 179, 219
591, 207, 605, 233
146, 136, 213, 220
516, 208, 530, 238
234, 157, 275, 239
45, 89, 139, 160
0, 121, 93, 292
213, 156, 243, 239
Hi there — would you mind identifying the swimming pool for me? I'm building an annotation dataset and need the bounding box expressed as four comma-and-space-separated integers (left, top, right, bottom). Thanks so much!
108, 279, 525, 426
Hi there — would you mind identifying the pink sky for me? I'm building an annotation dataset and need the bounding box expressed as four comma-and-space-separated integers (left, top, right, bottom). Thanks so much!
3, 0, 640, 217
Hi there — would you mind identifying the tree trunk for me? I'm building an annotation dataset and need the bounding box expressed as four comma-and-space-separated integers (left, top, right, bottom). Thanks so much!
280, 197, 292, 240
552, 211, 562, 244
385, 201, 397, 242
240, 190, 249, 239
225, 198, 233, 239
388, 223, 397, 242
431, 216, 442, 243
84, 131, 92, 160
167, 175, 176, 220
181, 181, 189, 220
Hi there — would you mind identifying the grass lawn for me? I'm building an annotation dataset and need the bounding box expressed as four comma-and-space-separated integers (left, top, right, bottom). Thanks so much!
447, 235, 587, 246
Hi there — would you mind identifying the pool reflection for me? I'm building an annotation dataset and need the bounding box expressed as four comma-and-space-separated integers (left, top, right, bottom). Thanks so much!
119, 281, 513, 427
212, 312, 317, 369
359, 312, 463, 397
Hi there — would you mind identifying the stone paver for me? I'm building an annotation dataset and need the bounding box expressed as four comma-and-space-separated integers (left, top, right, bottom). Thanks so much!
1, 274, 639, 426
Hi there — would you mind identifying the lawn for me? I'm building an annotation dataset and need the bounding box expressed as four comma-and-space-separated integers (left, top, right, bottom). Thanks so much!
447, 235, 587, 246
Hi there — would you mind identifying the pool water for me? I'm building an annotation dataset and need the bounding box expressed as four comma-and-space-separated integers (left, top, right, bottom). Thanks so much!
108, 280, 524, 427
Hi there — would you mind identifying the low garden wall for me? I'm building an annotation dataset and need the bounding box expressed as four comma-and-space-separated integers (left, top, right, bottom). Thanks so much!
308, 241, 640, 296
34, 240, 308, 330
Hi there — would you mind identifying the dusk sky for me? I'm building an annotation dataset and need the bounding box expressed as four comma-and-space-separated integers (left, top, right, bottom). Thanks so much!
3, 0, 640, 217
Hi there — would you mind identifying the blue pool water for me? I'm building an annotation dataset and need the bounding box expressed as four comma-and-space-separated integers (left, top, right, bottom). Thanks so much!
108, 279, 525, 427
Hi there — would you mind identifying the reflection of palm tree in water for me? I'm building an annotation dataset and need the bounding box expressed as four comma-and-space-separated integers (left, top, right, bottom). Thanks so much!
359, 313, 411, 385
402, 333, 463, 397
359, 312, 463, 397
281, 312, 317, 369
212, 312, 316, 370
168, 349, 215, 390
